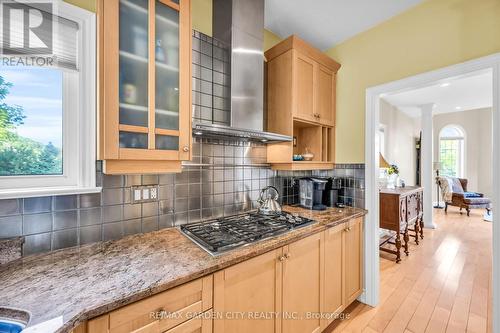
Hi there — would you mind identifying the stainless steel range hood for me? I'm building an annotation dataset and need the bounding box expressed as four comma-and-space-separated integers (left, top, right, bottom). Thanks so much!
192, 0, 292, 143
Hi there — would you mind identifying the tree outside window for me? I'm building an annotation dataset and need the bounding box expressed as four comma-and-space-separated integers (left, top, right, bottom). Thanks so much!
0, 68, 63, 176
439, 125, 465, 178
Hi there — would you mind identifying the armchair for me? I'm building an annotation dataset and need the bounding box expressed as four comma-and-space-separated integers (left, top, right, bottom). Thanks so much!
444, 178, 491, 216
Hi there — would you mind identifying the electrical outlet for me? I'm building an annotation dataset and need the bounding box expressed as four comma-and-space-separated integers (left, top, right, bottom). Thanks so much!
150, 187, 157, 199
131, 186, 158, 203
134, 188, 142, 201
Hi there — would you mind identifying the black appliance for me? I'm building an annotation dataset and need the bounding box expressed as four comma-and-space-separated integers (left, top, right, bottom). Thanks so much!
298, 177, 328, 211
323, 177, 342, 207
180, 212, 315, 255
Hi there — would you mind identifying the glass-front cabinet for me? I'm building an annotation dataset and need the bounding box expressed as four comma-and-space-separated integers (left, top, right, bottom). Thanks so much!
98, 0, 191, 174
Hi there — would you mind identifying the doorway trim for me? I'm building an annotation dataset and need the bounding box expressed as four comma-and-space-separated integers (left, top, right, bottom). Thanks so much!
363, 53, 500, 333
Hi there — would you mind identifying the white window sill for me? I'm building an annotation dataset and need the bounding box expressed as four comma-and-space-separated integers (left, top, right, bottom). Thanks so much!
0, 186, 102, 200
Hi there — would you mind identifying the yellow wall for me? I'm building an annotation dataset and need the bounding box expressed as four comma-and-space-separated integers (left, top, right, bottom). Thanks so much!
326, 0, 500, 163
264, 30, 283, 51
192, 0, 213, 35
64, 0, 95, 12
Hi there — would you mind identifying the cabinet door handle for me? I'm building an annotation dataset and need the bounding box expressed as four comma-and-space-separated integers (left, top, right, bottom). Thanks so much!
285, 253, 291, 259
278, 255, 286, 262
182, 146, 189, 152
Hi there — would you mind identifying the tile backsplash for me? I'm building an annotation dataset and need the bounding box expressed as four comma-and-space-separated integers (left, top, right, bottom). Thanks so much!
0, 151, 365, 256
192, 30, 231, 126
0, 29, 365, 257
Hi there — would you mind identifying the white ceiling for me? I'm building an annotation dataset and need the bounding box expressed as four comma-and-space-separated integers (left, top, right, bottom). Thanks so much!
383, 70, 493, 118
264, 0, 424, 50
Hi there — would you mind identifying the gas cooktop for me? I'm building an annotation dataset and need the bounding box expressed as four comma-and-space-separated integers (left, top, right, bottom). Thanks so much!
180, 212, 315, 255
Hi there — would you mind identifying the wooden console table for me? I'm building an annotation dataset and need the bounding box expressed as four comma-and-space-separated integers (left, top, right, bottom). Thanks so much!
380, 186, 424, 263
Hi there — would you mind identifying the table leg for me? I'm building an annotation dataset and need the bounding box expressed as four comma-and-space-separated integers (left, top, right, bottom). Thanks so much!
404, 226, 410, 256
420, 215, 424, 239
395, 233, 402, 263
414, 220, 420, 245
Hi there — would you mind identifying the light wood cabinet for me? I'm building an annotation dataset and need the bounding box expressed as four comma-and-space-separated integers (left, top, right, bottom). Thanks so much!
213, 248, 283, 333
316, 65, 335, 127
265, 35, 340, 171
322, 217, 364, 328
294, 53, 316, 123
97, 0, 192, 174
213, 233, 326, 333
282, 233, 324, 333
322, 224, 344, 328
80, 218, 363, 333
344, 217, 364, 305
87, 275, 212, 333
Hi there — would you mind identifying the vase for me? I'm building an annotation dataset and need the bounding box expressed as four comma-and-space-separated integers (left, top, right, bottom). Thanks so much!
387, 174, 398, 189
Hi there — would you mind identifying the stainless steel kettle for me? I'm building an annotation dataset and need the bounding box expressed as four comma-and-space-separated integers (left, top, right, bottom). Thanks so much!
257, 186, 282, 215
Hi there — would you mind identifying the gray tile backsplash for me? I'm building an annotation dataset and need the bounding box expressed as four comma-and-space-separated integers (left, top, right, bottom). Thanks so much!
192, 31, 231, 126
0, 29, 365, 257
0, 140, 278, 256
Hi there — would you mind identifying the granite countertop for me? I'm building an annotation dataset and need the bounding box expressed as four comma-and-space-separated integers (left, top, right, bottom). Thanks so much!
0, 206, 366, 333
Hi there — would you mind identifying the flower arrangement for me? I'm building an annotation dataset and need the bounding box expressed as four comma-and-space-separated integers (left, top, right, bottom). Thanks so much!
387, 164, 399, 176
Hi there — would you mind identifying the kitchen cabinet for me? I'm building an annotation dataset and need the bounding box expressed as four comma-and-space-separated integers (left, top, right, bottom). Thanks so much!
316, 65, 336, 127
344, 217, 363, 305
79, 218, 363, 333
97, 0, 192, 174
265, 35, 340, 171
87, 275, 213, 333
322, 223, 343, 328
282, 232, 324, 333
213, 233, 325, 333
213, 249, 283, 333
323, 217, 364, 328
294, 53, 316, 123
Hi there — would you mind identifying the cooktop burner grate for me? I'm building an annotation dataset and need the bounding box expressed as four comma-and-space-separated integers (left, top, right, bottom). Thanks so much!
180, 212, 314, 255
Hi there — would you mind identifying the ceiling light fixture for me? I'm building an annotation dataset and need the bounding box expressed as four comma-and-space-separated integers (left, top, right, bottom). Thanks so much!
440, 83, 450, 87
455, 106, 462, 110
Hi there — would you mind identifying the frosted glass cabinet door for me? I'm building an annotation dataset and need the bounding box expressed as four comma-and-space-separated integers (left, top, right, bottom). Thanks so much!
155, 0, 180, 140
119, 0, 149, 147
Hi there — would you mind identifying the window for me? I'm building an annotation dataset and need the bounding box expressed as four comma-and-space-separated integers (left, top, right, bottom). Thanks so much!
439, 125, 465, 177
0, 2, 98, 198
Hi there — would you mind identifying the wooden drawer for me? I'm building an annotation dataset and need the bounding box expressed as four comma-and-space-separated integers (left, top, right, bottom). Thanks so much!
164, 312, 212, 333
88, 275, 213, 333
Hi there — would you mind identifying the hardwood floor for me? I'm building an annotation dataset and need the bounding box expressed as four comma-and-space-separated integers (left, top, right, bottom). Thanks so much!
328, 207, 492, 333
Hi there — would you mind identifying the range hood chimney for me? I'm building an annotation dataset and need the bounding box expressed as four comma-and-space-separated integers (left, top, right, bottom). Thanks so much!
192, 0, 292, 143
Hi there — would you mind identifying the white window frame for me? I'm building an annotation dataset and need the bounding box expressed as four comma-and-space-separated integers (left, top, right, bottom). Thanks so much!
438, 125, 466, 178
0, 1, 100, 199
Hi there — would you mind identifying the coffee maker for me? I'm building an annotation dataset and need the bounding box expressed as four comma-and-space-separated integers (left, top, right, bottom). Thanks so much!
298, 177, 328, 210
324, 177, 342, 207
